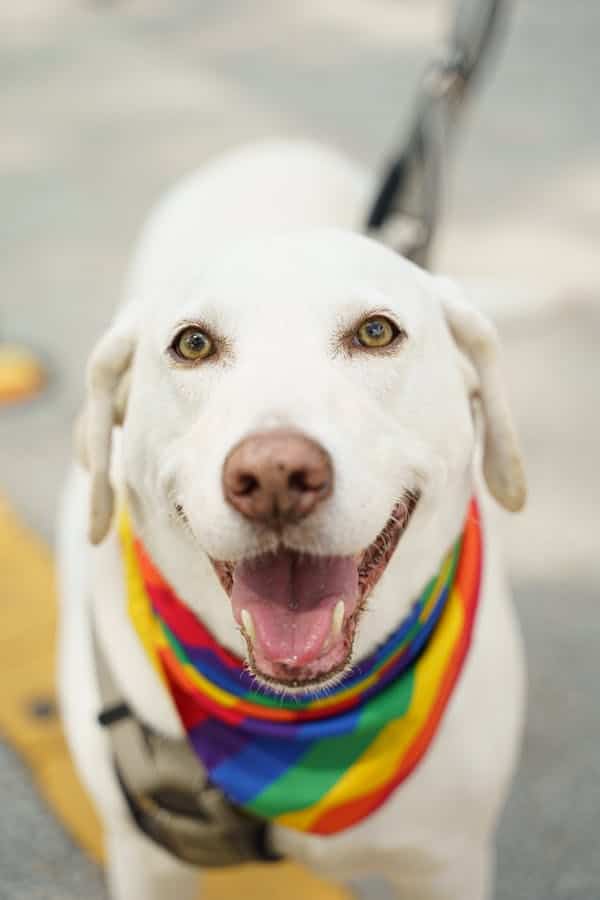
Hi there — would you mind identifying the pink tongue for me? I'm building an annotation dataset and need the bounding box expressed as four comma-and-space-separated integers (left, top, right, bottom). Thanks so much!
231, 550, 359, 666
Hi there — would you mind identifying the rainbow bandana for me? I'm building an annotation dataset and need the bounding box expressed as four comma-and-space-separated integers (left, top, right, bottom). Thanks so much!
121, 500, 482, 836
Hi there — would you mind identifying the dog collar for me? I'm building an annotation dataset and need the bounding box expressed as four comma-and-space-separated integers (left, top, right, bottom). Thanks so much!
120, 499, 482, 835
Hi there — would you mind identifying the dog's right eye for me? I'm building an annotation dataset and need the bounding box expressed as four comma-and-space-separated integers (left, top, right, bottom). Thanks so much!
170, 326, 215, 363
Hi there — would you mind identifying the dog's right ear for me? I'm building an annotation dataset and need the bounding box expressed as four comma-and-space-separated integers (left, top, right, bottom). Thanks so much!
75, 321, 136, 545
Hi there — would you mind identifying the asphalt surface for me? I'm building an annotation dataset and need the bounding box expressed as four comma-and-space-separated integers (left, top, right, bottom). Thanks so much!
1, 1, 598, 897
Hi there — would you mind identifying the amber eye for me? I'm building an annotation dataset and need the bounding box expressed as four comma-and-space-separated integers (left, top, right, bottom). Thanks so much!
171, 326, 215, 362
355, 316, 399, 348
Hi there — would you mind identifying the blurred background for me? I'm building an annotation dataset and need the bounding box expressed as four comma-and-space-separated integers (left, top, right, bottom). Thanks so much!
0, 1, 598, 898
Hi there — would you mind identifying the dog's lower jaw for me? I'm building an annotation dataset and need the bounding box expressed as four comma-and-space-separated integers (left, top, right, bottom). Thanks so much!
241, 600, 355, 694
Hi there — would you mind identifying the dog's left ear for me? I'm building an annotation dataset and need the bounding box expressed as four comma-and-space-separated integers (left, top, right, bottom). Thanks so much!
434, 276, 527, 512
75, 319, 136, 544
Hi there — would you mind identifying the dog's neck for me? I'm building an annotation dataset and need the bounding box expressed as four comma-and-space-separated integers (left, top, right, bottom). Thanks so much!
93, 470, 475, 737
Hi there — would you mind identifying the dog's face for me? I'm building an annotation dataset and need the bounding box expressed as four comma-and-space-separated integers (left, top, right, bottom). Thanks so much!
81, 231, 525, 692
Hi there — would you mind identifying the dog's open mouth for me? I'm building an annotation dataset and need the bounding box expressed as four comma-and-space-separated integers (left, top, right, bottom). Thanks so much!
211, 491, 419, 690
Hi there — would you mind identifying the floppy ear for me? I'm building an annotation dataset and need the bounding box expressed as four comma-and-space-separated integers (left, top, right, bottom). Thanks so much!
75, 321, 135, 544
435, 276, 527, 512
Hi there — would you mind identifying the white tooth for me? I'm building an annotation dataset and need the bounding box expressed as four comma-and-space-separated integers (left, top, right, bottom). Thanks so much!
332, 600, 345, 638
241, 609, 255, 643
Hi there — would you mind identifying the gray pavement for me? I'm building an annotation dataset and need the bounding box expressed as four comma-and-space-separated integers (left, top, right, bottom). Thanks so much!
1, 1, 598, 898
0, 742, 104, 900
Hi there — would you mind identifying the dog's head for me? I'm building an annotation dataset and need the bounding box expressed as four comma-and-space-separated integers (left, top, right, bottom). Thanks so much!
78, 231, 525, 692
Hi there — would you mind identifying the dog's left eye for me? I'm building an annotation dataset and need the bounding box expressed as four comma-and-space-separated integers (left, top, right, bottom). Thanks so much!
355, 316, 400, 349
171, 326, 215, 362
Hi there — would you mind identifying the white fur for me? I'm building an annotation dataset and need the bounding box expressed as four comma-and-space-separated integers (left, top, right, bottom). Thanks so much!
58, 139, 526, 900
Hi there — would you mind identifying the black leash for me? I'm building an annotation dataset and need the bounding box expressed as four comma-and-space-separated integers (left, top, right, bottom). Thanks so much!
366, 0, 509, 267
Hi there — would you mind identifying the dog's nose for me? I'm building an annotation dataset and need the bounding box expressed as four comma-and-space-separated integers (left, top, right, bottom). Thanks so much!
223, 429, 333, 526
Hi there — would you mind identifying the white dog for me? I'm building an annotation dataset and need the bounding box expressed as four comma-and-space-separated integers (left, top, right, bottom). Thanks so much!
58, 140, 526, 900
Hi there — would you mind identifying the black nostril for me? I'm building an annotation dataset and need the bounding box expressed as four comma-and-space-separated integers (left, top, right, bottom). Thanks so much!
288, 469, 309, 492
235, 473, 260, 496
288, 469, 326, 493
